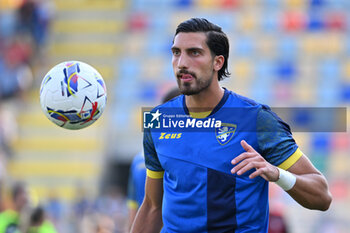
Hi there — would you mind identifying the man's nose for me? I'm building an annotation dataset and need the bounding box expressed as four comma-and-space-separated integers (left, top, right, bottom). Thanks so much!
177, 54, 189, 70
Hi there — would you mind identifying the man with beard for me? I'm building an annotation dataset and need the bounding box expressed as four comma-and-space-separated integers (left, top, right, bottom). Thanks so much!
131, 18, 332, 233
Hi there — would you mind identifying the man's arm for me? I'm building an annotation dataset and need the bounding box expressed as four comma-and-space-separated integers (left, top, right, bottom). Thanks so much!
131, 175, 163, 233
285, 154, 332, 210
231, 140, 332, 211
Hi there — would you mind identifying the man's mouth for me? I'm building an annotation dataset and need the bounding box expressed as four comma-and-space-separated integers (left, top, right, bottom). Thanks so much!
179, 73, 194, 82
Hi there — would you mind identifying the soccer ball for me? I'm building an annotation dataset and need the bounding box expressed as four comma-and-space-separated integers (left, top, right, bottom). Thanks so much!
39, 61, 107, 130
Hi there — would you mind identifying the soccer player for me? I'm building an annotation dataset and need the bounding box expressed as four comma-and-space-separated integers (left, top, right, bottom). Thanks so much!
131, 18, 332, 233
0, 182, 28, 233
28, 206, 57, 233
127, 88, 181, 231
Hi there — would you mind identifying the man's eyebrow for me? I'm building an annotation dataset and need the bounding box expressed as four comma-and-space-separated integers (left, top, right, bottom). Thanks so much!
186, 47, 204, 51
171, 46, 204, 51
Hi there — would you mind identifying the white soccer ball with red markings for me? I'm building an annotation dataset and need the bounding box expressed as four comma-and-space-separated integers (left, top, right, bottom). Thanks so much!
39, 61, 107, 130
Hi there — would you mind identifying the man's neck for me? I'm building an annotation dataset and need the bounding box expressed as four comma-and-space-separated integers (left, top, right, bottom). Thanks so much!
185, 85, 224, 112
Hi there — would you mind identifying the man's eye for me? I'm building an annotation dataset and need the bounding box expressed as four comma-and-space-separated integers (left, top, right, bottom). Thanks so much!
172, 50, 180, 56
192, 50, 200, 56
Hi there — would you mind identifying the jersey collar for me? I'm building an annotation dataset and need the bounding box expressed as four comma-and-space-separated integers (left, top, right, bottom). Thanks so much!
182, 88, 229, 117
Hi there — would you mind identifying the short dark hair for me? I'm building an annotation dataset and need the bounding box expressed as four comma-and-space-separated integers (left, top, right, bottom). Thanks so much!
30, 206, 45, 225
174, 18, 230, 81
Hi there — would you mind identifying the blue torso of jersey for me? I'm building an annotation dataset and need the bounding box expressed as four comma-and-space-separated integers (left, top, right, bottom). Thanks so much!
145, 89, 299, 233
150, 90, 269, 233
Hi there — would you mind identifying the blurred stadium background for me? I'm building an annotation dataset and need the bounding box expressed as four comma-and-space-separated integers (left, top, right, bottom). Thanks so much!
0, 0, 350, 232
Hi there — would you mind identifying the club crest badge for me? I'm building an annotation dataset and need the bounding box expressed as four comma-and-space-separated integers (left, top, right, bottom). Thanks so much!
215, 123, 237, 145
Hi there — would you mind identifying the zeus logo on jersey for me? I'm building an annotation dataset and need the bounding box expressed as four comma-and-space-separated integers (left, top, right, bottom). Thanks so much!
215, 123, 237, 145
159, 133, 182, 139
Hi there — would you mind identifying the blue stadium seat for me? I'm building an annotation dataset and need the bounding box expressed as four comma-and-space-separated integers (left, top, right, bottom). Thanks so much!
234, 36, 255, 56
319, 59, 341, 79
311, 133, 331, 152
310, 0, 326, 8
340, 83, 350, 101
260, 11, 280, 32
307, 12, 326, 31
275, 60, 297, 82
174, 0, 193, 8
278, 37, 299, 58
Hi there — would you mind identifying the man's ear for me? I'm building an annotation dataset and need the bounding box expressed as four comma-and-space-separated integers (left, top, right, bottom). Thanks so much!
214, 55, 224, 72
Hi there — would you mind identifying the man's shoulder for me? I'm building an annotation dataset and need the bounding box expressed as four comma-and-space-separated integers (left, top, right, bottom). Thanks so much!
226, 90, 265, 108
149, 95, 183, 115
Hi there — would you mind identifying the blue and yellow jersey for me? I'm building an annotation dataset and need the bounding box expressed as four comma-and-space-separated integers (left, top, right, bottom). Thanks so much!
127, 152, 146, 210
0, 209, 20, 233
144, 89, 302, 233
28, 220, 57, 233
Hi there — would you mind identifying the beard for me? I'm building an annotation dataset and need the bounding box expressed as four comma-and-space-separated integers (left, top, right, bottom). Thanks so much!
176, 70, 214, 96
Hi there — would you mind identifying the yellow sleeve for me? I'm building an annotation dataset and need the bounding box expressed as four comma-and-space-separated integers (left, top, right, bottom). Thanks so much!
146, 169, 164, 179
277, 148, 303, 170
